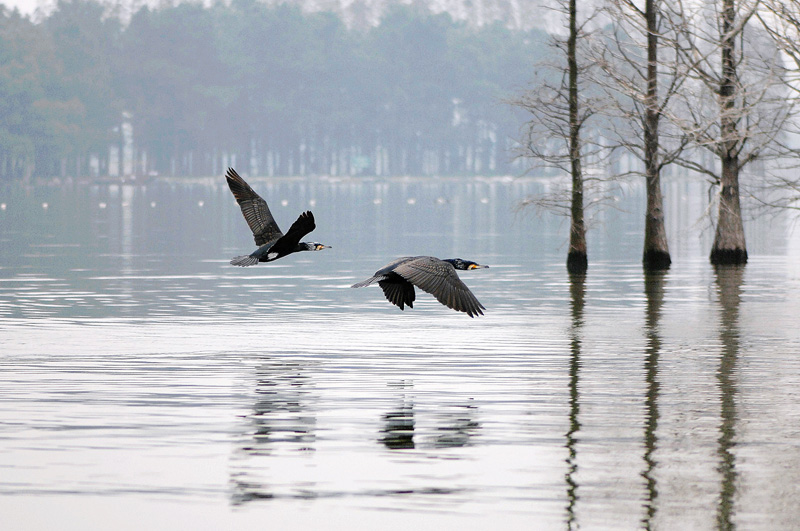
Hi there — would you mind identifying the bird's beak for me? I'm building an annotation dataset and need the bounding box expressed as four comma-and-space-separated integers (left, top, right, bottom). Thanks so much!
469, 264, 489, 269
317, 245, 331, 250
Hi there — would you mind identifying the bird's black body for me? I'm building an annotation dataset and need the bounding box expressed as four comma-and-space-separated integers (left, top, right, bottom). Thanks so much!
225, 168, 330, 266
351, 256, 488, 317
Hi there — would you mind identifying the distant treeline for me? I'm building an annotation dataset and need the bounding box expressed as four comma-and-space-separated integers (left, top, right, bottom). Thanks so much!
0, 0, 550, 180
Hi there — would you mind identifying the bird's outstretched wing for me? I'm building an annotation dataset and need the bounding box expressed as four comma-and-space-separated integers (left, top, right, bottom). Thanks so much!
378, 278, 416, 310
393, 256, 485, 317
269, 211, 316, 256
225, 168, 282, 246
351, 257, 415, 288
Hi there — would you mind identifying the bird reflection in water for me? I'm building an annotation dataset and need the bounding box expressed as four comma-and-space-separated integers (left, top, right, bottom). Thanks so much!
380, 382, 480, 450
381, 402, 416, 450
241, 360, 317, 454
380, 381, 415, 449
432, 402, 480, 449
231, 359, 317, 505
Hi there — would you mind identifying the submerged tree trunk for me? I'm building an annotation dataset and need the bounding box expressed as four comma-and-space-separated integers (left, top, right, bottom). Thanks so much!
644, 163, 671, 268
567, 0, 588, 274
711, 159, 747, 264
710, 0, 748, 265
642, 0, 671, 270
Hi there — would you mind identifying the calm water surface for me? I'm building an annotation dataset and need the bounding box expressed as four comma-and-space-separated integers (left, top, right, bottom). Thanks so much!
1, 176, 799, 530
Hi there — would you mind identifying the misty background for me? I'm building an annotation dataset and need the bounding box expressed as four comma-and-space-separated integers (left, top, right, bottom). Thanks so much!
0, 0, 568, 181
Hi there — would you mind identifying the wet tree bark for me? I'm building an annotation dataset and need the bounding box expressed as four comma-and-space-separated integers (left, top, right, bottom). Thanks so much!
710, 0, 748, 265
711, 160, 748, 264
642, 0, 671, 270
567, 0, 588, 274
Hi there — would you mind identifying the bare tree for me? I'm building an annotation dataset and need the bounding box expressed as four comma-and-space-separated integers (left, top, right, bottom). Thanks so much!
566, 0, 588, 273
754, 1, 800, 210
511, 0, 606, 274
667, 0, 798, 264
642, 0, 673, 270
592, 0, 694, 270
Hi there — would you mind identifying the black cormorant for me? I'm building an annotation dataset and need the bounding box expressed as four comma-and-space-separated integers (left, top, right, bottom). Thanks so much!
225, 167, 330, 266
351, 256, 488, 317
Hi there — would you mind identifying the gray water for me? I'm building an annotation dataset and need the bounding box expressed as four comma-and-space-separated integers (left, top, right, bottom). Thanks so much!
1, 176, 799, 530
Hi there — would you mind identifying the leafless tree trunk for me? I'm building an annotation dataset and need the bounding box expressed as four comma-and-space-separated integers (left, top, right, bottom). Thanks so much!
509, 0, 603, 274
666, 0, 797, 265
597, 0, 681, 270
567, 0, 588, 273
642, 0, 672, 270
590, 0, 702, 269
710, 0, 748, 265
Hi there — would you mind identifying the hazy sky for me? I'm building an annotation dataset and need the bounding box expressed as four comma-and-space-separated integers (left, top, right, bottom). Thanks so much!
2, 0, 50, 15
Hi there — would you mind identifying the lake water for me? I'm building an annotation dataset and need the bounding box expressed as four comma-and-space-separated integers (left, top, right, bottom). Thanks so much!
1, 175, 799, 530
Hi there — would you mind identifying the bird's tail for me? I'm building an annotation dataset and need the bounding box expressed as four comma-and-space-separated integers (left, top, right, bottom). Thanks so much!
231, 255, 259, 267
351, 276, 380, 288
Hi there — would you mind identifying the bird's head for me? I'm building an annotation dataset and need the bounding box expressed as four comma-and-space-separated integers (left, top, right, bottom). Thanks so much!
446, 258, 489, 270
303, 242, 331, 251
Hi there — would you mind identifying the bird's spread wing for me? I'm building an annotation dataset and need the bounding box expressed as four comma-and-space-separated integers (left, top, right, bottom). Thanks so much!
351, 257, 415, 288
393, 256, 485, 317
225, 168, 282, 246
378, 277, 416, 310
283, 210, 316, 242
268, 211, 316, 256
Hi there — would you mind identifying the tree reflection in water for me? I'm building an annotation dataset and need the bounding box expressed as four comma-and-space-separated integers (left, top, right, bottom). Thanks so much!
642, 270, 667, 529
565, 272, 585, 530
713, 265, 744, 530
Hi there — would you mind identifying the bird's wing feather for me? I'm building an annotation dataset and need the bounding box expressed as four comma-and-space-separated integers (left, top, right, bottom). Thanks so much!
351, 257, 414, 288
374, 257, 416, 276
282, 210, 316, 242
378, 277, 415, 310
268, 211, 316, 256
393, 256, 485, 317
225, 168, 282, 246
351, 276, 381, 288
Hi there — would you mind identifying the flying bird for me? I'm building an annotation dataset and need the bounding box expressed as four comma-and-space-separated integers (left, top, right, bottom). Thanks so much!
351, 256, 488, 317
225, 167, 330, 266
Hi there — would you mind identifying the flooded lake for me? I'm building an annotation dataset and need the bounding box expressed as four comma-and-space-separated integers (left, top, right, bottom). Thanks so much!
1, 175, 799, 529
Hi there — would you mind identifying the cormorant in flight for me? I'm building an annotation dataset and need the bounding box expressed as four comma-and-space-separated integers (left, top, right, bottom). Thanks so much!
351, 256, 488, 317
225, 167, 330, 266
